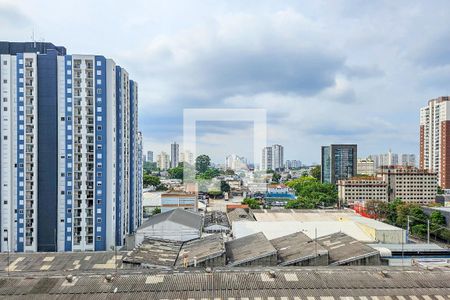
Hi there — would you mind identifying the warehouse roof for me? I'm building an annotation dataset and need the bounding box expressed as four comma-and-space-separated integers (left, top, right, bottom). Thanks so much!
227, 208, 255, 223
138, 208, 202, 230
122, 238, 182, 268
203, 211, 230, 230
270, 231, 328, 265
0, 267, 449, 298
316, 232, 379, 265
175, 234, 225, 267
225, 232, 276, 266
0, 252, 124, 274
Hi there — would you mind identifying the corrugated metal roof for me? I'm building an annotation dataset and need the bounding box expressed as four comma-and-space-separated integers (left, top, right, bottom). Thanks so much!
138, 208, 202, 230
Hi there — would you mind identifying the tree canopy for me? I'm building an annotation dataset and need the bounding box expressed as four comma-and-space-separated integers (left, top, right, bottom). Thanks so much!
310, 165, 321, 181
143, 174, 160, 187
285, 176, 337, 208
168, 164, 184, 180
196, 154, 211, 173
242, 198, 261, 209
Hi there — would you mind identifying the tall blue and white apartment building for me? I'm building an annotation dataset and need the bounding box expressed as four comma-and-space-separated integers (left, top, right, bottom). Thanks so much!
0, 42, 142, 252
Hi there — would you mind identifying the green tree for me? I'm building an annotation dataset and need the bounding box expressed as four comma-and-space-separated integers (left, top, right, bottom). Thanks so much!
196, 154, 211, 173
224, 169, 235, 175
285, 197, 318, 209
396, 203, 426, 229
197, 167, 220, 180
242, 198, 261, 209
364, 200, 389, 220
156, 183, 168, 191
386, 198, 402, 225
430, 211, 446, 238
286, 176, 337, 208
310, 165, 321, 181
143, 174, 160, 187
151, 207, 161, 215
437, 186, 445, 195
272, 172, 281, 183
209, 191, 222, 198
168, 164, 184, 180
220, 181, 231, 193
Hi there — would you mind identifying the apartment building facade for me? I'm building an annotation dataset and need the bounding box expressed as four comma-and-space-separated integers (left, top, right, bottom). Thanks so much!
337, 177, 388, 205
157, 151, 170, 170
261, 144, 284, 171
0, 42, 142, 252
420, 96, 450, 189
379, 166, 437, 204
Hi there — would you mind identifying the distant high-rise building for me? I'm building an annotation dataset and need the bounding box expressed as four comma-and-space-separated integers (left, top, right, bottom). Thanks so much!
272, 144, 284, 171
261, 144, 284, 171
147, 151, 153, 163
357, 159, 375, 176
0, 41, 142, 252
401, 154, 416, 167
225, 154, 248, 171
321, 144, 357, 184
180, 150, 194, 165
170, 142, 179, 168
420, 96, 450, 188
261, 146, 273, 170
142, 154, 147, 163
285, 160, 302, 169
157, 152, 170, 170
368, 150, 404, 169
380, 149, 398, 166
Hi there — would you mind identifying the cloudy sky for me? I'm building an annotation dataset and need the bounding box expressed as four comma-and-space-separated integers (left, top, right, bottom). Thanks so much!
2, 0, 450, 164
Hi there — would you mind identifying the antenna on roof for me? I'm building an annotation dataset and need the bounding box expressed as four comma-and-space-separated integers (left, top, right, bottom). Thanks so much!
31, 30, 36, 48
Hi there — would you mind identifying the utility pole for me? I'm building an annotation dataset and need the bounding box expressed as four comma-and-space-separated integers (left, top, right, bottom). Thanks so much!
427, 219, 430, 244
406, 215, 410, 243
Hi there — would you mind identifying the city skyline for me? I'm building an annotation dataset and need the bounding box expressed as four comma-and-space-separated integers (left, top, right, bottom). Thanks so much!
3, 1, 450, 163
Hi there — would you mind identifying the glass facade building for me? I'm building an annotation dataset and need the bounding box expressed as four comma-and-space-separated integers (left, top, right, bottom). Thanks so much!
321, 144, 357, 185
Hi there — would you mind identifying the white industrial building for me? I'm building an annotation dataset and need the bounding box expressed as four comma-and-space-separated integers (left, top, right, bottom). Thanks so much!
135, 209, 202, 246
234, 210, 406, 244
